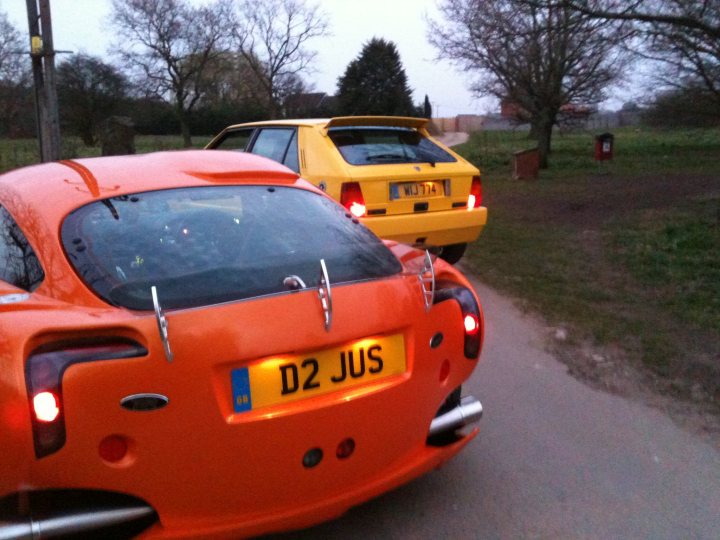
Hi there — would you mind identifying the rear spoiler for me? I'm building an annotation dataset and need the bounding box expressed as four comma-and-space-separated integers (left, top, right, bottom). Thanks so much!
322, 116, 429, 135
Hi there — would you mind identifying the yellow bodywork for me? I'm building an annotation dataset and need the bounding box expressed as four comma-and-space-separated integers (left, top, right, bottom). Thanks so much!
207, 117, 487, 248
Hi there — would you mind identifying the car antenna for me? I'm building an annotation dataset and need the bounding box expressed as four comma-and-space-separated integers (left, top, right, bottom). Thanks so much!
151, 286, 174, 362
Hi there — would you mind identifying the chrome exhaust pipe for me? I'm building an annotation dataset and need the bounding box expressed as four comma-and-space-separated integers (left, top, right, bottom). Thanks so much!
428, 395, 483, 438
0, 503, 155, 540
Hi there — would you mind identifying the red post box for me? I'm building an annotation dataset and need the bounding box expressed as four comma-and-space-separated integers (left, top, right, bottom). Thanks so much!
594, 132, 614, 161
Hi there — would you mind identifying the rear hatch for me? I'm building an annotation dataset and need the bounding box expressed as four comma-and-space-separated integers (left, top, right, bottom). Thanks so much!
325, 117, 477, 216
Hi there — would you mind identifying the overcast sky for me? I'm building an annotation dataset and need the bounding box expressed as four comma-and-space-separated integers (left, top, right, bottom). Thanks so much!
2, 0, 630, 114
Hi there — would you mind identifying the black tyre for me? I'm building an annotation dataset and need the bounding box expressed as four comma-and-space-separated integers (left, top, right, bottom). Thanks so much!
439, 243, 467, 264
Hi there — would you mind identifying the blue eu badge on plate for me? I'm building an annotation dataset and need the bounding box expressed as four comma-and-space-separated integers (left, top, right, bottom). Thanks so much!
231, 368, 252, 412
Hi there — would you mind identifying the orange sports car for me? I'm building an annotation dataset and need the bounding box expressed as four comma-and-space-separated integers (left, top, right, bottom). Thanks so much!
0, 150, 484, 538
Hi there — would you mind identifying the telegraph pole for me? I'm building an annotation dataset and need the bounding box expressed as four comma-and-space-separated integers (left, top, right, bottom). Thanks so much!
26, 0, 61, 162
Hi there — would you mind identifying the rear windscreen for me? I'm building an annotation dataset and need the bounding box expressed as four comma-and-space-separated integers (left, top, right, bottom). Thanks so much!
328, 127, 457, 166
61, 186, 401, 310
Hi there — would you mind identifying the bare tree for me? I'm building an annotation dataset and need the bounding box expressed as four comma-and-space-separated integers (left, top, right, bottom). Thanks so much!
57, 54, 129, 146
110, 0, 233, 146
563, 1, 720, 104
0, 10, 32, 138
0, 10, 25, 83
195, 52, 266, 108
429, 0, 631, 167
231, 0, 329, 119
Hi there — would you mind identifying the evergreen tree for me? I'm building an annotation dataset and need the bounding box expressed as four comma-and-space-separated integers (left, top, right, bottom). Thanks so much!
336, 38, 416, 116
423, 94, 432, 118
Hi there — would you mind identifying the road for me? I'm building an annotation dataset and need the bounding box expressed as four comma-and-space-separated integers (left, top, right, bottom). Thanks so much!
436, 131, 470, 147
270, 277, 720, 539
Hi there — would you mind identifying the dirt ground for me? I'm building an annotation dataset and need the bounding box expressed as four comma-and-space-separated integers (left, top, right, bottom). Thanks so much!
498, 173, 720, 228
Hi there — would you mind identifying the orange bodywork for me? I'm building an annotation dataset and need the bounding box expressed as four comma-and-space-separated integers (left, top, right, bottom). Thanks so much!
0, 150, 483, 538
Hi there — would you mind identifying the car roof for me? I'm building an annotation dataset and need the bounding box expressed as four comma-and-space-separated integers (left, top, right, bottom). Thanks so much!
221, 116, 429, 132
0, 150, 302, 227
231, 118, 330, 128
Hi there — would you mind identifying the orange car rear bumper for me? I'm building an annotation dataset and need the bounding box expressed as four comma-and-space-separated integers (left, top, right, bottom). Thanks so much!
144, 428, 479, 539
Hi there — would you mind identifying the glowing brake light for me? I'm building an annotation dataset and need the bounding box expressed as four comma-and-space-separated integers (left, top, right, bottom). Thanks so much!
464, 314, 480, 335
467, 175, 482, 209
350, 201, 366, 218
33, 391, 60, 422
340, 182, 366, 218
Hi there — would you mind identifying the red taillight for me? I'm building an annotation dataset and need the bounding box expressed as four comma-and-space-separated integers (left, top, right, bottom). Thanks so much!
467, 175, 482, 209
340, 182, 366, 218
33, 391, 60, 422
439, 359, 450, 382
434, 287, 483, 359
460, 302, 482, 359
26, 339, 148, 458
464, 314, 480, 335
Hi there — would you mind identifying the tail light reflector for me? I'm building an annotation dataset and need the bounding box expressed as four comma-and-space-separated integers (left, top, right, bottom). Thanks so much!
340, 182, 366, 218
99, 435, 129, 463
467, 175, 482, 209
26, 338, 148, 458
336, 437, 356, 459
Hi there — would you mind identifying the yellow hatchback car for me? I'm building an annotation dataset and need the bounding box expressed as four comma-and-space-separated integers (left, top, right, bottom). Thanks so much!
207, 116, 487, 263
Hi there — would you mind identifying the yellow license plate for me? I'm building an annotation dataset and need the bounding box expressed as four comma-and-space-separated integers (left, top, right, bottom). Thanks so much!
231, 334, 406, 412
391, 181, 446, 200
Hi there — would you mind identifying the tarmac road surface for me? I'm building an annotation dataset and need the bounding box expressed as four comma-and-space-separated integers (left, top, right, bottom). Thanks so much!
436, 131, 470, 147
268, 277, 720, 539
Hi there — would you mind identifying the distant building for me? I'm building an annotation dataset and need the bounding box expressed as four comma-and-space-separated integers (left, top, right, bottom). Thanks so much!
501, 98, 604, 130
558, 103, 596, 130
500, 99, 526, 120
